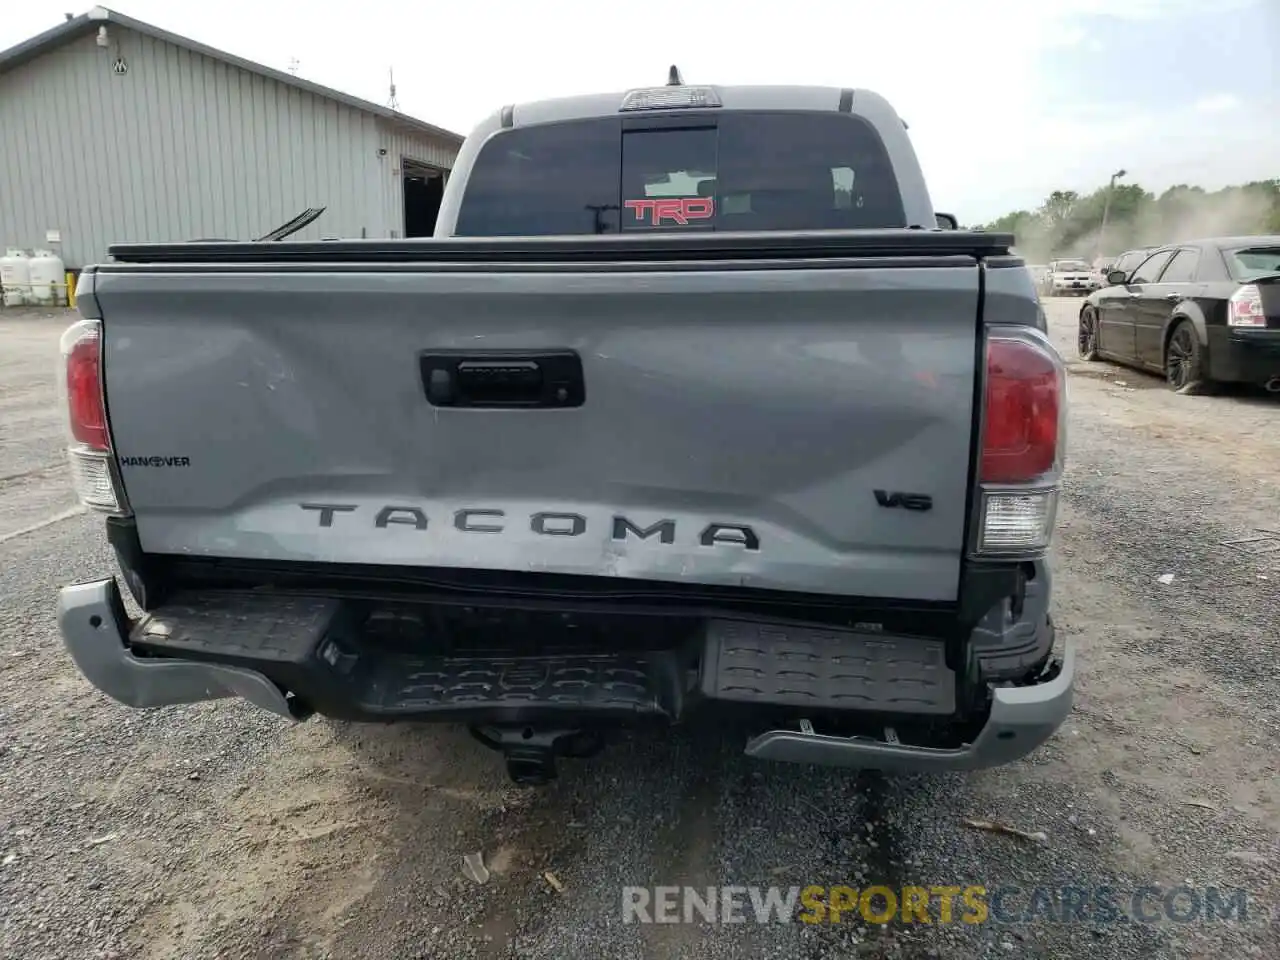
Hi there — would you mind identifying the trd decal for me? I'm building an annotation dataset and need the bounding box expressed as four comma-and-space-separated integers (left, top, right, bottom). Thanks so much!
300, 505, 760, 551
624, 197, 714, 227
118, 456, 191, 468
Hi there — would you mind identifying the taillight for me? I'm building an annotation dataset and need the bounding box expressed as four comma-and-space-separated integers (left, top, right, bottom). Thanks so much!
981, 336, 1061, 483
58, 319, 125, 514
1228, 284, 1266, 327
64, 324, 109, 450
975, 331, 1065, 557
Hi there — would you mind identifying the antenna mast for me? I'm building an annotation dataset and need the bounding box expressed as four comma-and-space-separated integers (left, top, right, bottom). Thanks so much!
387, 68, 399, 109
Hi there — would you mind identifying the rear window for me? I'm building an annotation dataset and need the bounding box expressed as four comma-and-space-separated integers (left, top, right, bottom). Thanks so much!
1226, 246, 1280, 280
454, 112, 906, 236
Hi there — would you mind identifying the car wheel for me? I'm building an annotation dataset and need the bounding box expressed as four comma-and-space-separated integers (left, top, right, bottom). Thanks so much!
1165, 320, 1208, 394
1078, 308, 1100, 361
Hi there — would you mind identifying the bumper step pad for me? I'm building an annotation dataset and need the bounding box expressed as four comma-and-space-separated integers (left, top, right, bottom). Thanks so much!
700, 620, 956, 715
362, 652, 673, 715
130, 593, 338, 664
127, 591, 683, 722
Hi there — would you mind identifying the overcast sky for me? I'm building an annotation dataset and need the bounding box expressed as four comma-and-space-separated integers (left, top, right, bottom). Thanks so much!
4, 0, 1278, 223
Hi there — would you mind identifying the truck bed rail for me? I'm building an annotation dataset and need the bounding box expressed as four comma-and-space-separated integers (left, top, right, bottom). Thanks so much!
106, 230, 1015, 265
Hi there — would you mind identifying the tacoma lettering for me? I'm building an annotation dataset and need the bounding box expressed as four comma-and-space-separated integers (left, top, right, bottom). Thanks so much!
454, 508, 504, 533
300, 504, 758, 549
612, 517, 676, 544
375, 506, 429, 530
699, 523, 760, 551
530, 512, 587, 537
300, 503, 357, 527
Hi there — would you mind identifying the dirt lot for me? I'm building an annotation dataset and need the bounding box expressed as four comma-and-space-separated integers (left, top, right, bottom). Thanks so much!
1, 300, 1277, 960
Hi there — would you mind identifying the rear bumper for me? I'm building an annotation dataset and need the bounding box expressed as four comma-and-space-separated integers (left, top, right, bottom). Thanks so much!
745, 636, 1074, 772
58, 577, 1073, 772
1208, 328, 1280, 384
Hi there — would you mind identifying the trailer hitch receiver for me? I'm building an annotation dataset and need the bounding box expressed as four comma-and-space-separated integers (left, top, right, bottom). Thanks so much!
469, 725, 605, 786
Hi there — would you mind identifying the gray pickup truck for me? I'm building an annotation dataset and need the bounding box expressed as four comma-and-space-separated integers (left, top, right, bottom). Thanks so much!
57, 76, 1073, 785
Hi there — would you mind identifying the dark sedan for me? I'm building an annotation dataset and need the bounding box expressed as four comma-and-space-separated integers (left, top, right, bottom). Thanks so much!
1077, 236, 1280, 393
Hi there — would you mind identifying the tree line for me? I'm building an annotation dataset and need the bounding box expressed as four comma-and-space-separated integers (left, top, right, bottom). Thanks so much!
976, 178, 1280, 264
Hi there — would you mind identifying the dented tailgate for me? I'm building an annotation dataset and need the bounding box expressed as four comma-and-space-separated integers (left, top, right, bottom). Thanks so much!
93, 254, 981, 602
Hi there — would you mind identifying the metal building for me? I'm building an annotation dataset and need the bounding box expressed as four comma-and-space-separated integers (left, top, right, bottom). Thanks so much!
0, 6, 464, 267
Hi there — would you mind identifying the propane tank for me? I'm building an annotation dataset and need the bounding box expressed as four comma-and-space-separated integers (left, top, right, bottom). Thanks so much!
29, 249, 66, 305
1, 249, 31, 306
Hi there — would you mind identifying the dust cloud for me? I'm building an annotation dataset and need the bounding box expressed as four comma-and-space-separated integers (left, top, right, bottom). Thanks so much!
1004, 185, 1277, 264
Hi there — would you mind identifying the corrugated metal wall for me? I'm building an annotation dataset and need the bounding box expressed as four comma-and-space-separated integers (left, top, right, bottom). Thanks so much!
0, 28, 458, 266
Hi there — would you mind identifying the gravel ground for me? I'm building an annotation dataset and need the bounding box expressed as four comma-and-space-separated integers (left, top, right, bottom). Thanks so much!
1, 300, 1277, 960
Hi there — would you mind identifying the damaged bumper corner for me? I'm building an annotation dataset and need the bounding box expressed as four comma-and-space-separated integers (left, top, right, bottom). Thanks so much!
57, 578, 301, 721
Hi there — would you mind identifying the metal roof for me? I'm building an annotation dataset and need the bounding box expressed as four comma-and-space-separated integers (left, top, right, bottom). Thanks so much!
0, 6, 464, 145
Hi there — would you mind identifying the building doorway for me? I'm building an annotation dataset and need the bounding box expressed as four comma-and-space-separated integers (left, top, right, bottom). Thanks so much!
403, 159, 445, 237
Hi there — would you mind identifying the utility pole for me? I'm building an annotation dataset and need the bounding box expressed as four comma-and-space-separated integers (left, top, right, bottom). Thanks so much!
1096, 168, 1126, 261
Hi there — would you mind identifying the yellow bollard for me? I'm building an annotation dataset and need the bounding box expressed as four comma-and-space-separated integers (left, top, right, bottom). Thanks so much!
66, 271, 77, 309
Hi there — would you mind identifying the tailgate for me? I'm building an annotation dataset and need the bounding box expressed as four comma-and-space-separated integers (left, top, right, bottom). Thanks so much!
94, 255, 981, 602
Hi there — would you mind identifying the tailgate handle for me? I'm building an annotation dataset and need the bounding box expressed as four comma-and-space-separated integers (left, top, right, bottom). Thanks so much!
420, 351, 584, 408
